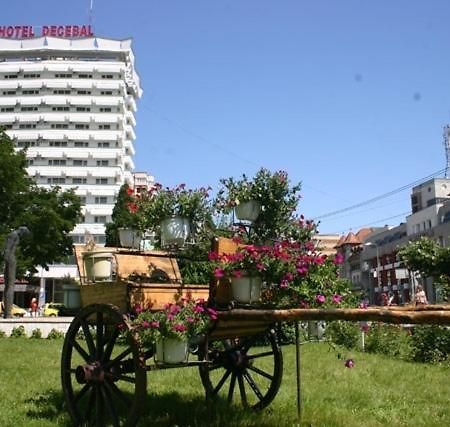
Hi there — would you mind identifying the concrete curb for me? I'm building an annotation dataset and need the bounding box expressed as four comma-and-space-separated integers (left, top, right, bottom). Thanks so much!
0, 317, 74, 338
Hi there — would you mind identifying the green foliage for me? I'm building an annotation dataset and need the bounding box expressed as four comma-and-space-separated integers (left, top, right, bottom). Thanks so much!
364, 323, 412, 359
325, 321, 360, 349
10, 325, 26, 338
0, 330, 6, 338
215, 168, 306, 244
105, 184, 141, 246
30, 328, 42, 339
0, 130, 81, 275
46, 328, 65, 340
399, 237, 450, 300
409, 325, 450, 363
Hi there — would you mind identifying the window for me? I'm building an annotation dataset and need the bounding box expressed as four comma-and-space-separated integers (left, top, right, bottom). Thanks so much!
97, 142, 110, 148
21, 106, 38, 111
100, 91, 113, 95
51, 124, 69, 129
101, 74, 114, 79
4, 74, 18, 79
52, 106, 70, 111
73, 160, 87, 166
94, 216, 107, 223
77, 90, 91, 95
96, 160, 109, 166
48, 159, 66, 166
99, 124, 111, 130
74, 141, 89, 147
95, 196, 107, 204
96, 178, 108, 185
47, 177, 66, 184
55, 73, 73, 78
1, 107, 14, 112
49, 141, 67, 147
78, 74, 92, 79
72, 178, 87, 184
27, 159, 34, 166
76, 106, 91, 112
23, 73, 40, 78
3, 90, 16, 95
99, 107, 112, 112
22, 89, 39, 95
53, 89, 71, 95
79, 196, 87, 204
75, 124, 89, 129
19, 124, 36, 129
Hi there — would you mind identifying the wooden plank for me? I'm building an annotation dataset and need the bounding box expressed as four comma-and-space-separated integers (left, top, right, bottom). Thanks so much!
216, 306, 450, 325
80, 282, 129, 312
128, 283, 209, 310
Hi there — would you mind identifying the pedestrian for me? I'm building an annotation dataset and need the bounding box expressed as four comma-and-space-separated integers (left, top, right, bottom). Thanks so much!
415, 285, 428, 305
30, 297, 38, 317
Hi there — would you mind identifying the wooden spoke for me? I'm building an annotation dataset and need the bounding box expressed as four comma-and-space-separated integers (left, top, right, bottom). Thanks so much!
199, 329, 283, 411
61, 304, 146, 427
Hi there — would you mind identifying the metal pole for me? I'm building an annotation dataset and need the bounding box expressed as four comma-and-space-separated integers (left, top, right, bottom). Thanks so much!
295, 321, 302, 425
376, 246, 381, 288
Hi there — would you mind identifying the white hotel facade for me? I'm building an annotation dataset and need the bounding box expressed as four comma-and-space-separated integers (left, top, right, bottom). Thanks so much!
0, 36, 145, 305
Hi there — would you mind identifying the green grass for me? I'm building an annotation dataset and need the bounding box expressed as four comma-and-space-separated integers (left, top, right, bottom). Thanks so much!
1, 338, 450, 426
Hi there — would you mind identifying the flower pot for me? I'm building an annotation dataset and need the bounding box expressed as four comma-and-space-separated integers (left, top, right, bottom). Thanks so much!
155, 338, 188, 364
308, 321, 326, 340
160, 216, 191, 249
83, 252, 113, 282
231, 276, 262, 304
118, 228, 142, 249
234, 200, 261, 222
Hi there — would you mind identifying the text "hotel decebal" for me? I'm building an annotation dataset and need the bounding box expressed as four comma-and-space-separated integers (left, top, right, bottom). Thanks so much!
0, 25, 94, 39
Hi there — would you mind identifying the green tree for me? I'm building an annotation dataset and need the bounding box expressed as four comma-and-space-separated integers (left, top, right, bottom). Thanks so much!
0, 129, 81, 316
398, 237, 450, 300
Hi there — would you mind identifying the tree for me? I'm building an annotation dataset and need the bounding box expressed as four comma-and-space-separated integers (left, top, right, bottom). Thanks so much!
0, 129, 81, 316
398, 237, 450, 300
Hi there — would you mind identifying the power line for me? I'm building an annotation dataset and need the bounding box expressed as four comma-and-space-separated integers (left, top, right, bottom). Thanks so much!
313, 168, 446, 221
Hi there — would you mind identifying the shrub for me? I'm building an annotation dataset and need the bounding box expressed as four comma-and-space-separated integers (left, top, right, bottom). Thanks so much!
30, 328, 42, 339
364, 323, 411, 359
0, 330, 6, 338
10, 325, 26, 338
325, 321, 360, 350
46, 328, 65, 340
410, 325, 450, 364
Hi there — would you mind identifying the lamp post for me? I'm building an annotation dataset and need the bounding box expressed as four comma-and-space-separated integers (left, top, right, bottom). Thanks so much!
364, 242, 381, 302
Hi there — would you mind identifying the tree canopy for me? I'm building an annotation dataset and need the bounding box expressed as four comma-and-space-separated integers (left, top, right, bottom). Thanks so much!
0, 129, 81, 276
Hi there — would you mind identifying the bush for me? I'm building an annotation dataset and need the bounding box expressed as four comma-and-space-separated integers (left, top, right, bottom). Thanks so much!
325, 321, 360, 350
10, 325, 26, 338
0, 330, 6, 338
410, 325, 450, 364
46, 328, 65, 340
364, 323, 411, 359
30, 328, 42, 339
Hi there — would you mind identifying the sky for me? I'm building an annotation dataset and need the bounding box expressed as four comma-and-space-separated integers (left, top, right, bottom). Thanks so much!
3, 0, 450, 235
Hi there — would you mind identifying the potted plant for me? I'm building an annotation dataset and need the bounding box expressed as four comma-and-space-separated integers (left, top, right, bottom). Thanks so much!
130, 299, 217, 364
105, 184, 145, 249
215, 168, 303, 244
138, 183, 212, 249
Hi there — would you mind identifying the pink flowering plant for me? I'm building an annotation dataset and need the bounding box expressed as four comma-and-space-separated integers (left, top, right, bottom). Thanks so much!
130, 299, 217, 346
210, 237, 355, 308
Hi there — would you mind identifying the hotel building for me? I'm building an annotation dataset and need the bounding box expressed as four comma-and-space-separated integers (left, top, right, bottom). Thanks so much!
0, 35, 143, 305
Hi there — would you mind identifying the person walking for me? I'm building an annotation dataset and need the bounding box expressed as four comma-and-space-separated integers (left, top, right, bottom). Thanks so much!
415, 285, 428, 305
30, 297, 38, 317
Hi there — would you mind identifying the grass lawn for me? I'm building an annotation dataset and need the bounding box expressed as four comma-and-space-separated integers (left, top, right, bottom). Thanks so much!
0, 338, 449, 426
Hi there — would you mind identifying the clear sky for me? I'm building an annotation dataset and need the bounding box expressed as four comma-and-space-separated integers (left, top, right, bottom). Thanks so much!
3, 1, 450, 235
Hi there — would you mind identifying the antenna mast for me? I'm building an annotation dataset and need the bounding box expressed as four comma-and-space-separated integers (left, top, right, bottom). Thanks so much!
443, 125, 450, 178
89, 0, 94, 27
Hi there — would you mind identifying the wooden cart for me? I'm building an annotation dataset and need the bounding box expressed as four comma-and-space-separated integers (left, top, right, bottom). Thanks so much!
62, 242, 450, 426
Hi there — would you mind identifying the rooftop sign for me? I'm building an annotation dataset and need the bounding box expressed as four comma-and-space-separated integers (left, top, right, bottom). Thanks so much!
0, 25, 94, 39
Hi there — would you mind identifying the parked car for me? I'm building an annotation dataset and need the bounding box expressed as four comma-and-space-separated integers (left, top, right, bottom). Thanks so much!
0, 301, 27, 317
42, 302, 65, 317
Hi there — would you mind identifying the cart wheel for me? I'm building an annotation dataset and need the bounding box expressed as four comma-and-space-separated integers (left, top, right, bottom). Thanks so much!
198, 328, 283, 411
61, 304, 147, 427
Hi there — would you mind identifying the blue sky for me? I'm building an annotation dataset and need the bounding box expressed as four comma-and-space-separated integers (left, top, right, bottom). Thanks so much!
4, 1, 450, 235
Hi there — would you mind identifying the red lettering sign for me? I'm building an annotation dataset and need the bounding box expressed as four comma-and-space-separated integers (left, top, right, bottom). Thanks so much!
0, 24, 94, 39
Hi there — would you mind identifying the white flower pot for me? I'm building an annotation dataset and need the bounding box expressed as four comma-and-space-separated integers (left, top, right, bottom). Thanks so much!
231, 276, 262, 304
155, 338, 188, 364
83, 252, 113, 282
308, 321, 326, 340
235, 200, 261, 222
160, 216, 191, 249
118, 228, 142, 249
